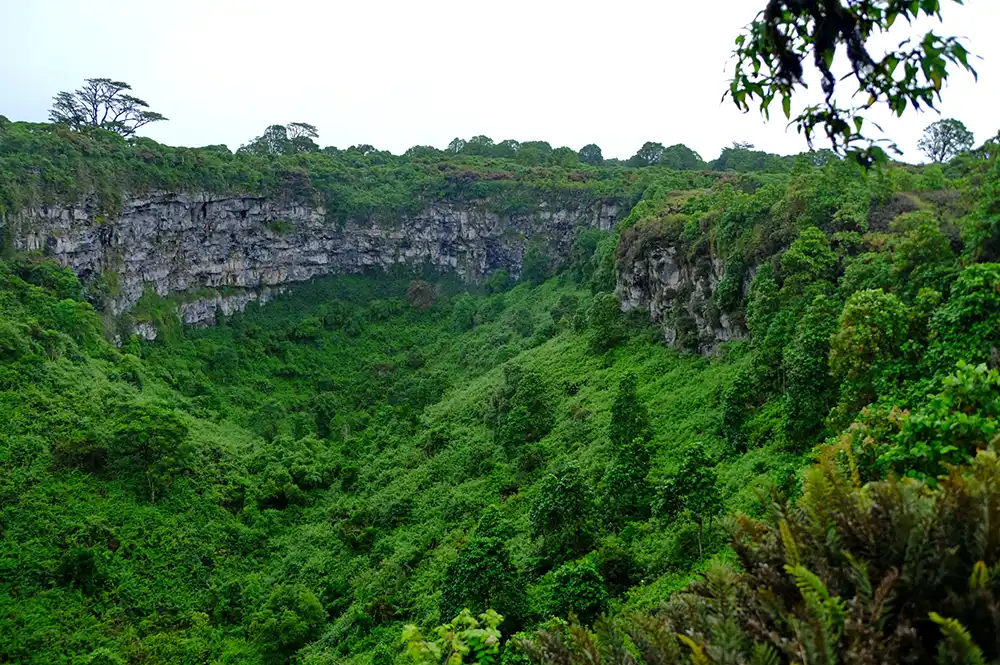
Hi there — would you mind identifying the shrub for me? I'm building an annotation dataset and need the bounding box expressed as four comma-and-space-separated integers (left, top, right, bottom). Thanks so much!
530, 463, 597, 568
878, 361, 1000, 479
487, 363, 553, 452
523, 449, 1000, 665
108, 403, 192, 501
402, 609, 503, 665
587, 293, 626, 353
451, 294, 478, 332
547, 559, 608, 625
251, 584, 326, 665
829, 289, 908, 423
441, 510, 526, 632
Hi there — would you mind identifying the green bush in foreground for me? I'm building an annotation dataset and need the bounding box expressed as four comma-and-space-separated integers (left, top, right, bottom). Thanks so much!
519, 448, 1000, 665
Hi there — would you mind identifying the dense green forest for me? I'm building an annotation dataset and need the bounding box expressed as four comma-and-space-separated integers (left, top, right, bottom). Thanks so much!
3, 104, 1000, 665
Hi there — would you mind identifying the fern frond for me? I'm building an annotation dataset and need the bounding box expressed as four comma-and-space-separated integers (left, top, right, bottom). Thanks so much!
779, 520, 801, 568
869, 568, 899, 630
749, 643, 779, 665
623, 612, 681, 665
569, 623, 602, 665
841, 551, 872, 601
968, 561, 990, 591
785, 564, 845, 665
677, 634, 711, 665
842, 440, 862, 489
929, 612, 985, 665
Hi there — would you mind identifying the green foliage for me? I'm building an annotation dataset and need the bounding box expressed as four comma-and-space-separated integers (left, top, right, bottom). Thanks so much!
579, 145, 604, 167
441, 510, 526, 631
729, 0, 977, 164
654, 447, 721, 557
530, 464, 597, 568
0, 120, 638, 225
547, 559, 608, 624
522, 243, 550, 286
599, 373, 652, 528
569, 228, 607, 284
50, 78, 167, 137
919, 118, 976, 163
451, 295, 479, 332
523, 449, 1000, 665
5, 107, 1000, 665
608, 373, 651, 454
485, 270, 514, 295
782, 295, 839, 443
829, 289, 908, 422
108, 403, 192, 501
403, 609, 503, 665
586, 293, 626, 353
588, 237, 619, 294
627, 143, 705, 170
251, 584, 326, 664
878, 362, 1000, 479
487, 363, 553, 452
890, 211, 958, 297
927, 263, 1000, 370
712, 142, 793, 173
779, 226, 837, 294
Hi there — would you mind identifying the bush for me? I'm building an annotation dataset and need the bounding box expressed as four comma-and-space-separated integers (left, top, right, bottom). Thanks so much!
878, 362, 1000, 479
529, 463, 597, 568
523, 449, 1000, 665
510, 306, 535, 338
487, 363, 553, 452
251, 584, 326, 664
441, 510, 526, 632
451, 294, 478, 332
402, 609, 503, 665
108, 403, 192, 501
547, 559, 608, 625
829, 289, 908, 422
586, 293, 626, 353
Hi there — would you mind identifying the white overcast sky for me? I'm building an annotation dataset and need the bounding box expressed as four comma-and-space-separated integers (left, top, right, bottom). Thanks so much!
1, 0, 997, 162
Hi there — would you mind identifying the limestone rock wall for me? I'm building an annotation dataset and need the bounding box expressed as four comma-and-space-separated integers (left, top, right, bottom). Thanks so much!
616, 245, 750, 354
6, 192, 619, 327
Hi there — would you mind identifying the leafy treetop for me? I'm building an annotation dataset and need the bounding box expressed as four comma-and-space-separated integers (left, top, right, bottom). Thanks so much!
730, 0, 977, 166
49, 78, 167, 137
918, 117, 975, 163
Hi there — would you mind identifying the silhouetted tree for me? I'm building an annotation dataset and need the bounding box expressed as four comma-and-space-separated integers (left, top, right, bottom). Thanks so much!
49, 78, 166, 136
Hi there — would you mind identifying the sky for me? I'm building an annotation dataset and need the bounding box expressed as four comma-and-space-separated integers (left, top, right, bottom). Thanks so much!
1, 0, 998, 163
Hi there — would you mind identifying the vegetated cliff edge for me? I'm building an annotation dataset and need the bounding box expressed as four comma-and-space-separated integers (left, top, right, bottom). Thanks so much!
5, 187, 755, 353
6, 191, 620, 334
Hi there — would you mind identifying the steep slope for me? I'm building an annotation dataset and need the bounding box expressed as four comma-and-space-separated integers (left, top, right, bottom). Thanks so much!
4, 119, 1000, 665
1, 259, 770, 664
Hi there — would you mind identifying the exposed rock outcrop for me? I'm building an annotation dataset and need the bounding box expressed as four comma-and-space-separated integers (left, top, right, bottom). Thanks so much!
7, 192, 619, 330
617, 245, 750, 354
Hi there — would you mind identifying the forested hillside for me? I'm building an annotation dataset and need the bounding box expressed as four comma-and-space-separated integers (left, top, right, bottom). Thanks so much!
3, 109, 1000, 665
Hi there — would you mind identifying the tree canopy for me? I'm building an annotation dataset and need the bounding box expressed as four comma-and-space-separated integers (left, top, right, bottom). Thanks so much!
239, 122, 320, 155
730, 0, 977, 165
49, 78, 167, 136
918, 117, 975, 163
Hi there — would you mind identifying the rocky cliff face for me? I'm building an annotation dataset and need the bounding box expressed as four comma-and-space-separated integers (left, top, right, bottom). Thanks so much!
617, 245, 750, 354
7, 192, 619, 328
